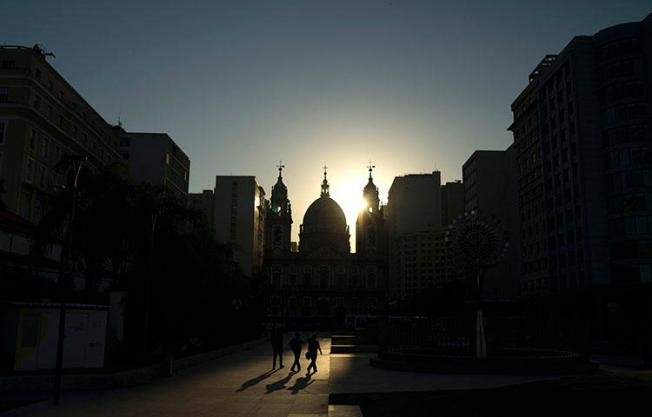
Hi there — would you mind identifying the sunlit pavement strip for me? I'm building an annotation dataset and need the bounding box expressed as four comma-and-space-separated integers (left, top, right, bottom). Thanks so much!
2, 336, 552, 417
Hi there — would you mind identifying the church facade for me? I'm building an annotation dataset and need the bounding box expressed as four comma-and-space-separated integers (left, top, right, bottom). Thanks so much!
263, 165, 387, 328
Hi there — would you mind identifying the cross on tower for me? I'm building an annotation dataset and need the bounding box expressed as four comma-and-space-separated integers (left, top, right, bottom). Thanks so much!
276, 160, 285, 178
323, 165, 328, 179
367, 161, 375, 179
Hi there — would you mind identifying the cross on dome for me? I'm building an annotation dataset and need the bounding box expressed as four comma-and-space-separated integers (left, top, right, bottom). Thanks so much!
321, 165, 330, 197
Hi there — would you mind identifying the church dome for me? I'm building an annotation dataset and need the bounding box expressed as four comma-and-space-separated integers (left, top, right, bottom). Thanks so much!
302, 196, 347, 234
299, 168, 350, 254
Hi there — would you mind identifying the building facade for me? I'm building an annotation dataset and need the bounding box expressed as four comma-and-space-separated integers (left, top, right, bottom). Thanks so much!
188, 189, 214, 229
385, 171, 447, 301
441, 180, 464, 226
394, 229, 453, 299
509, 14, 652, 297
213, 176, 265, 277
0, 45, 121, 223
462, 147, 521, 301
264, 167, 387, 328
118, 131, 190, 199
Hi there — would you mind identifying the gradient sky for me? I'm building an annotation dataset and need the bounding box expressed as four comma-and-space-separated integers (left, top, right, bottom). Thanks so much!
4, 0, 650, 246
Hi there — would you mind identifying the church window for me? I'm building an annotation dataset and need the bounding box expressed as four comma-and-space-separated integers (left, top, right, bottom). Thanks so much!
366, 225, 377, 249
367, 273, 376, 289
288, 297, 297, 316
272, 267, 281, 287
317, 298, 330, 316
273, 226, 282, 246
319, 267, 329, 289
302, 297, 312, 316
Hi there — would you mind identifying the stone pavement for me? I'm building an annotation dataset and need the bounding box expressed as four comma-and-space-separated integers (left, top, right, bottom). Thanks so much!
2, 335, 332, 417
2, 335, 555, 417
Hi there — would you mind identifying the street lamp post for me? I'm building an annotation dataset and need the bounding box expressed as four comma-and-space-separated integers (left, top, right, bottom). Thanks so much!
53, 155, 86, 406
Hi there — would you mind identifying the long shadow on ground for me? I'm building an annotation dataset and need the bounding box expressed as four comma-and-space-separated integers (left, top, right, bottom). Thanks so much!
288, 373, 314, 394
237, 368, 280, 392
265, 372, 296, 394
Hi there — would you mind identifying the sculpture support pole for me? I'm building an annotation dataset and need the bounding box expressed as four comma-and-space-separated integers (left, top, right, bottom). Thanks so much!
475, 265, 487, 358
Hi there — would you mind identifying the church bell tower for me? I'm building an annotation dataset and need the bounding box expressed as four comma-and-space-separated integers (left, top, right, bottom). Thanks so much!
265, 162, 293, 256
356, 163, 386, 257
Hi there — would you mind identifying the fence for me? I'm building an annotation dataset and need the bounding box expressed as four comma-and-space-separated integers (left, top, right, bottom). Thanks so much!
378, 316, 590, 358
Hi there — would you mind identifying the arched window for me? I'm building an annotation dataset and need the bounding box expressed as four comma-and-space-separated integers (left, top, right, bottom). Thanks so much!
319, 267, 329, 289
317, 298, 330, 316
302, 297, 312, 316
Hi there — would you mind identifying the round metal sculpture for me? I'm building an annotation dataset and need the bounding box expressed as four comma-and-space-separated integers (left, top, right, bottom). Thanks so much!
446, 211, 507, 358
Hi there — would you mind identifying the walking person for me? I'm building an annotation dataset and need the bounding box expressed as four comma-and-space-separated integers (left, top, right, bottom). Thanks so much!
306, 334, 322, 375
288, 332, 304, 372
271, 328, 284, 369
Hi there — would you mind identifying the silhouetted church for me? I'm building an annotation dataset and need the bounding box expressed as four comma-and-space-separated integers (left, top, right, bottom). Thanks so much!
264, 164, 386, 328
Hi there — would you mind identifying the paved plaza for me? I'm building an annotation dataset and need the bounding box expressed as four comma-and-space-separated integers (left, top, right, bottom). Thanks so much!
1, 336, 551, 417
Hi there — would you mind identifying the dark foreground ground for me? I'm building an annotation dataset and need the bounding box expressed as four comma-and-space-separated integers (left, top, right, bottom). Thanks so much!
330, 372, 652, 417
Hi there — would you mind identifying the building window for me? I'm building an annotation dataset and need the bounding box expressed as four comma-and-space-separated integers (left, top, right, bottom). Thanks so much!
41, 137, 49, 160
24, 157, 35, 183
38, 164, 47, 189
0, 88, 8, 103
319, 267, 329, 289
20, 188, 33, 219
0, 120, 6, 144
302, 297, 312, 316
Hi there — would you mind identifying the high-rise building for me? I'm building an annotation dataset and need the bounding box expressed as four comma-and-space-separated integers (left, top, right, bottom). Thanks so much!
509, 14, 652, 297
386, 171, 446, 301
0, 45, 121, 222
441, 180, 464, 226
213, 176, 265, 276
462, 147, 521, 300
386, 172, 442, 235
118, 131, 190, 199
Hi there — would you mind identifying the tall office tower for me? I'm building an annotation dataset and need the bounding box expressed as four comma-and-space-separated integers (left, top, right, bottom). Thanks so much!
441, 180, 464, 226
509, 14, 652, 297
213, 176, 265, 276
118, 131, 190, 199
462, 147, 521, 300
0, 45, 121, 222
386, 171, 442, 235
385, 171, 443, 301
